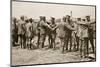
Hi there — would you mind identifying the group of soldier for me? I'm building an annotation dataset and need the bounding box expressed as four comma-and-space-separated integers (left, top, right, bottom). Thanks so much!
12, 15, 95, 58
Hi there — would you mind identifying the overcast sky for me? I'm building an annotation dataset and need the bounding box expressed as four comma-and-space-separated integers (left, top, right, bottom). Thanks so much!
12, 1, 95, 19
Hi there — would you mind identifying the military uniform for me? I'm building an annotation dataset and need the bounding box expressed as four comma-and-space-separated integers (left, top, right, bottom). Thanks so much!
12, 18, 18, 46
77, 19, 89, 58
87, 21, 95, 53
25, 20, 33, 49
65, 20, 74, 51
46, 22, 52, 48
49, 18, 57, 49
37, 16, 43, 48
58, 21, 74, 53
17, 19, 26, 48
38, 19, 52, 48
72, 21, 79, 51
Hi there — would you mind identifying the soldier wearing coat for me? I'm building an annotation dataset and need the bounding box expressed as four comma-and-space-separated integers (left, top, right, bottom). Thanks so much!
17, 16, 26, 49
76, 17, 89, 58
12, 17, 18, 46
65, 15, 74, 51
49, 17, 57, 49
37, 16, 43, 48
37, 16, 53, 49
25, 18, 33, 49
74, 18, 82, 51
77, 16, 95, 58
86, 16, 95, 53
58, 16, 75, 53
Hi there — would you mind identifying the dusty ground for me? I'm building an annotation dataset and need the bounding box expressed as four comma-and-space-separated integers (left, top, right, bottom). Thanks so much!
11, 36, 96, 66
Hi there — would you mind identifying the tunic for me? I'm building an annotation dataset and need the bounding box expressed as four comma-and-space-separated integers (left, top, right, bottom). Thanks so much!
57, 22, 74, 39
17, 20, 26, 35
25, 22, 33, 38
76, 21, 88, 39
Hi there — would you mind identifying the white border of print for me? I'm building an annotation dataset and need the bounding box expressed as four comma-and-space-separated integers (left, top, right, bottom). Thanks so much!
0, 0, 100, 67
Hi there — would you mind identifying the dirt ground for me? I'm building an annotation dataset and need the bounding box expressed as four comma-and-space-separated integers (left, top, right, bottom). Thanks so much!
11, 36, 96, 66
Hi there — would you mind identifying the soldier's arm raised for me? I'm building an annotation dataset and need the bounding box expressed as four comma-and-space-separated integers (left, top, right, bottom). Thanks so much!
43, 22, 54, 30
89, 21, 96, 24
65, 23, 75, 31
52, 25, 58, 31
76, 21, 87, 25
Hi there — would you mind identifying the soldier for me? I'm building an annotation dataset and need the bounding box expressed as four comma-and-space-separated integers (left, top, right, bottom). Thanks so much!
31, 18, 37, 37
12, 17, 18, 46
37, 16, 53, 49
75, 18, 82, 51
65, 15, 73, 51
46, 20, 52, 49
76, 17, 89, 58
25, 18, 33, 49
71, 18, 78, 51
49, 17, 57, 49
58, 16, 74, 53
37, 16, 43, 48
86, 16, 95, 53
17, 16, 26, 49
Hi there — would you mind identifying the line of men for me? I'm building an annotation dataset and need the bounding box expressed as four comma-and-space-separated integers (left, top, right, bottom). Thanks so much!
12, 15, 95, 58
73, 16, 95, 58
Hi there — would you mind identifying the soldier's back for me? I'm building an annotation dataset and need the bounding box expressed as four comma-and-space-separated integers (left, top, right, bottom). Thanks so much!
57, 22, 67, 39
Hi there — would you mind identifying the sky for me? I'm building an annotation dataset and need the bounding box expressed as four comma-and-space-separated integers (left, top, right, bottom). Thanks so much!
12, 1, 95, 19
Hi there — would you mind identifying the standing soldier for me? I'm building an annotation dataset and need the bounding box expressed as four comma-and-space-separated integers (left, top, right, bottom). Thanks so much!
86, 16, 95, 53
31, 18, 37, 48
17, 16, 26, 49
31, 18, 37, 38
37, 16, 43, 48
46, 21, 52, 49
75, 18, 82, 51
58, 16, 74, 53
71, 19, 78, 51
76, 18, 89, 58
25, 18, 33, 49
37, 16, 53, 49
12, 17, 18, 46
49, 17, 57, 49
65, 15, 73, 51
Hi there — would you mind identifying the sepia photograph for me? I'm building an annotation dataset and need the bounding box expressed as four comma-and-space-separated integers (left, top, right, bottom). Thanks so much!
11, 0, 96, 66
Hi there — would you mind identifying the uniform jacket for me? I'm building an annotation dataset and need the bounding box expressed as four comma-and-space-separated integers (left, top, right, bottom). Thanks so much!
37, 20, 52, 35
76, 21, 88, 39
25, 22, 33, 38
57, 22, 74, 38
17, 20, 26, 35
